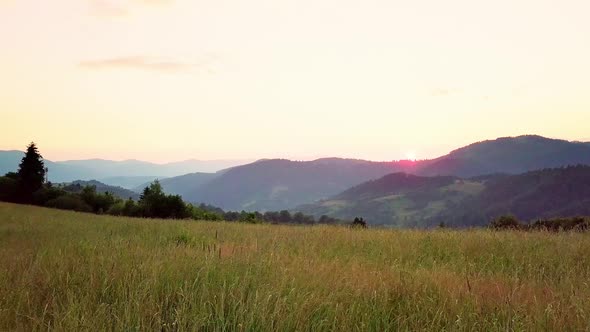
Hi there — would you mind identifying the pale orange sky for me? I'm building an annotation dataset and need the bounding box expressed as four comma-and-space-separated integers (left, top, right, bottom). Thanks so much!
1, 0, 589, 162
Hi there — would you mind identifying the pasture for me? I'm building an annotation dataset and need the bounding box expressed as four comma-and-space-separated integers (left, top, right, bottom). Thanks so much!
0, 202, 589, 331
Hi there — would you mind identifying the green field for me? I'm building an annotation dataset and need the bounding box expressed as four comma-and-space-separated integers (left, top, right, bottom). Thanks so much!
1, 203, 590, 331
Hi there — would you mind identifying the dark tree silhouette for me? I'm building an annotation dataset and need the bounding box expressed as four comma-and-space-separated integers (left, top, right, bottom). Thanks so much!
17, 142, 46, 202
352, 217, 367, 228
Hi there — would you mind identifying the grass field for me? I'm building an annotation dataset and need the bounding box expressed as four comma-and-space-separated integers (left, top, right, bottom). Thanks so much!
1, 202, 590, 331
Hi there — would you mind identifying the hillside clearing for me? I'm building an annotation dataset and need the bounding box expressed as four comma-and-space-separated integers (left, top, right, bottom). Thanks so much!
1, 203, 589, 330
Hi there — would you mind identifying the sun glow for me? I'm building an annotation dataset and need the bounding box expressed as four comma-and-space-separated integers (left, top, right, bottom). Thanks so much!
405, 151, 417, 161
0, 1, 589, 161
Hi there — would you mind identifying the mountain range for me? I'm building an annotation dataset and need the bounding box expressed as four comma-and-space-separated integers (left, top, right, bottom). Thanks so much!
0, 153, 248, 184
153, 135, 590, 211
179, 158, 402, 211
3, 135, 590, 224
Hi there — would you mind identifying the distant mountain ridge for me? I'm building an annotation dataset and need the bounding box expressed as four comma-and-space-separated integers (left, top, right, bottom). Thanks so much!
0, 152, 248, 184
100, 176, 164, 189
180, 158, 406, 211
418, 135, 590, 177
133, 172, 219, 196
3, 135, 590, 212
163, 135, 590, 210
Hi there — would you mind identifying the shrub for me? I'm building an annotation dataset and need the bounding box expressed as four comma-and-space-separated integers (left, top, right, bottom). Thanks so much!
0, 176, 19, 203
351, 217, 368, 229
32, 187, 67, 206
489, 215, 521, 230
239, 212, 261, 224
171, 233, 193, 246
107, 201, 126, 216
122, 199, 141, 217
530, 217, 590, 232
138, 181, 191, 219
319, 215, 338, 224
45, 195, 92, 212
189, 204, 222, 221
79, 186, 117, 213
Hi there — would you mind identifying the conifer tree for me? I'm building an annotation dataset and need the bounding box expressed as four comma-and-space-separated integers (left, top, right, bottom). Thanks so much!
17, 142, 46, 200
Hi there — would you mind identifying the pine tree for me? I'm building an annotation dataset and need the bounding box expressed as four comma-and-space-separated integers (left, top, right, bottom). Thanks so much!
17, 142, 46, 201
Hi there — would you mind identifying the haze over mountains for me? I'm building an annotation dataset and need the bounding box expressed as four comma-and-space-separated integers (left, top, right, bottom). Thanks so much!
3, 135, 590, 226
180, 158, 401, 211
0, 154, 247, 185
135, 173, 219, 198
61, 180, 140, 201
154, 135, 590, 212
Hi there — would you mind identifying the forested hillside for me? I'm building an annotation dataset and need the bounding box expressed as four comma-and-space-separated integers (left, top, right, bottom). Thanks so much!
298, 166, 590, 227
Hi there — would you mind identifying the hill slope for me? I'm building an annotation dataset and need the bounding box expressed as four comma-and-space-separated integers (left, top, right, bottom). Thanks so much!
297, 173, 484, 227
61, 180, 140, 200
418, 135, 590, 177
297, 166, 590, 227
182, 158, 408, 211
468, 165, 590, 223
134, 172, 219, 197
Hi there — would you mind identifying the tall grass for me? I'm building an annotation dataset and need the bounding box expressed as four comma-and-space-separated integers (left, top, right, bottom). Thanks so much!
1, 202, 589, 330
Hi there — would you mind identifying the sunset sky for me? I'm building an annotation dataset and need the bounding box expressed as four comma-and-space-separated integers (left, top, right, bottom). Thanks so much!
1, 0, 589, 162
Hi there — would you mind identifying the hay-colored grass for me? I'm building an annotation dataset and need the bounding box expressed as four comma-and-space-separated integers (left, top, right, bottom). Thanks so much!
1, 202, 589, 331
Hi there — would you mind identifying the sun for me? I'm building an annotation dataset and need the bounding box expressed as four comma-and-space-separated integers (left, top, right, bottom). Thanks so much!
405, 151, 417, 161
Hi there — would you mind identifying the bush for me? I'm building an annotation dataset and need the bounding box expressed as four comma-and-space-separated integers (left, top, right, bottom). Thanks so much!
107, 201, 126, 216
530, 217, 590, 232
489, 215, 521, 230
318, 215, 338, 224
189, 204, 222, 221
122, 199, 141, 217
351, 217, 368, 229
45, 195, 92, 212
138, 181, 191, 219
79, 186, 117, 213
239, 212, 260, 224
490, 215, 590, 232
32, 187, 67, 206
0, 176, 19, 203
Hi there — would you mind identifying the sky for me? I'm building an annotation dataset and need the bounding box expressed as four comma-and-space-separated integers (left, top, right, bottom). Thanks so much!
1, 0, 589, 162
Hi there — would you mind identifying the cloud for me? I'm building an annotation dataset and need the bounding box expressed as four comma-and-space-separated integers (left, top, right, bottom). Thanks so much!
90, 0, 129, 17
89, 0, 173, 18
79, 54, 219, 73
137, 0, 173, 5
79, 56, 194, 72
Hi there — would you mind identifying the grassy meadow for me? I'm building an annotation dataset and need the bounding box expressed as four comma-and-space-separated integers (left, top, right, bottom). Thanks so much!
1, 202, 590, 331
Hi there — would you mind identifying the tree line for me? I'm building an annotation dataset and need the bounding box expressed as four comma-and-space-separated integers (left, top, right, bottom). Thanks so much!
489, 215, 590, 232
0, 143, 343, 225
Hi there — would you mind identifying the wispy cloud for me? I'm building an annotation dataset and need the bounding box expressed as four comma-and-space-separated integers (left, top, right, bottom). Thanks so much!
90, 0, 129, 18
79, 55, 219, 73
89, 0, 173, 18
137, 0, 173, 5
79, 56, 193, 72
